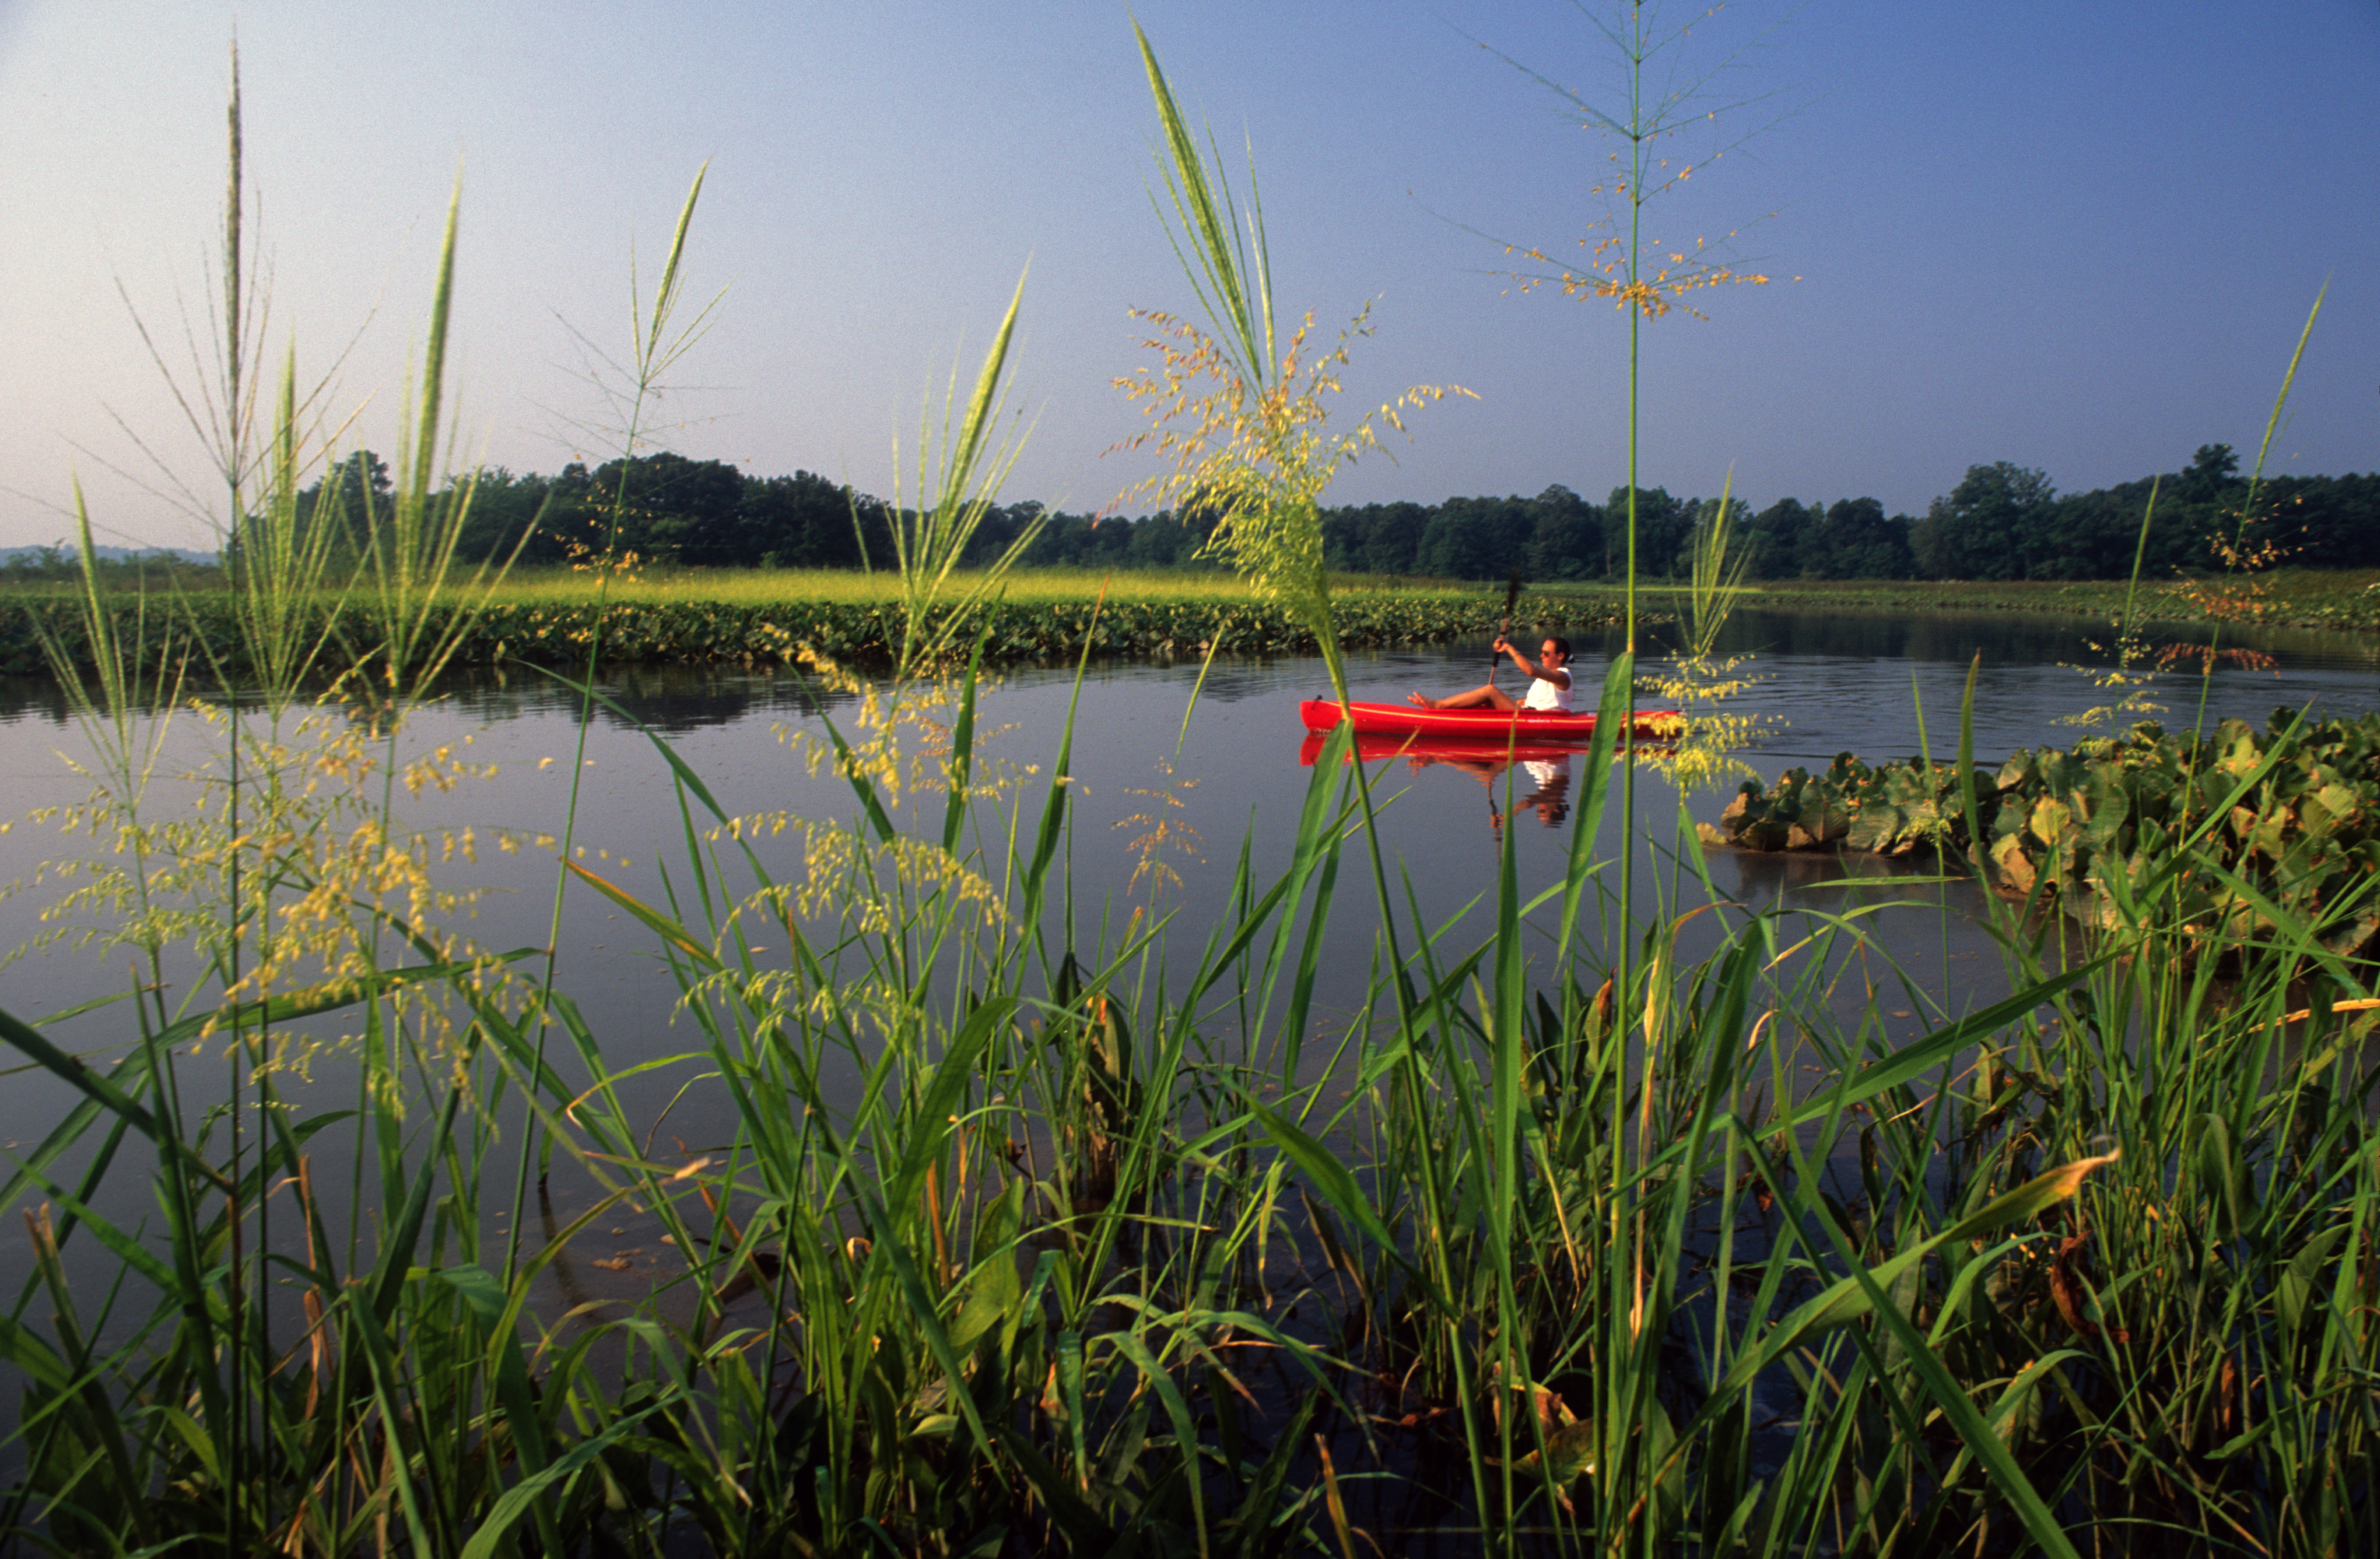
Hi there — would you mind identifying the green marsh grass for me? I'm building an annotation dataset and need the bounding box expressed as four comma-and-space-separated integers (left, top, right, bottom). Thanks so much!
4, 571, 1631, 681
472, 567, 1478, 607
1578, 570, 2380, 637
2, 567, 1486, 622
3, 30, 2377, 1559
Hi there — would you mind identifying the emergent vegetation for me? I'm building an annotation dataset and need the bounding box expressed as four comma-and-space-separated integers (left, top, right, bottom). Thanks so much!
4, 16, 2375, 1559
1706, 711, 2380, 964
0, 575, 1631, 679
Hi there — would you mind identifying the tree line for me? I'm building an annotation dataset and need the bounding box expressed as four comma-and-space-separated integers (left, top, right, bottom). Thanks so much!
268, 441, 2380, 583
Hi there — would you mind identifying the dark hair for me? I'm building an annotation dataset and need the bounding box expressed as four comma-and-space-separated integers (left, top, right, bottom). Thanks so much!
1545, 636, 1572, 661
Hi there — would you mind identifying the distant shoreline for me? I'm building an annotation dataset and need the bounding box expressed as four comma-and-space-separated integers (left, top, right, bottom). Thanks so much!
1, 566, 2370, 684
1535, 568, 2380, 636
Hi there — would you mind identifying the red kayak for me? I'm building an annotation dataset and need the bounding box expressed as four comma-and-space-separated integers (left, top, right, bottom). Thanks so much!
1297, 698, 1684, 741
1299, 731, 1652, 766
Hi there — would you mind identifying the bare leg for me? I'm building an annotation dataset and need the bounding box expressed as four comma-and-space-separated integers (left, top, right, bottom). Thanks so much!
1409, 684, 1520, 711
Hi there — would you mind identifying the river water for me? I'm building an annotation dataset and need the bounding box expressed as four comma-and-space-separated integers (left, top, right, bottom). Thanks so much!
0, 606, 2372, 1286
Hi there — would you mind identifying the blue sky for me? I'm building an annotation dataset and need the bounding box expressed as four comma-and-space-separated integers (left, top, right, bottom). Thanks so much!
1, 0, 2373, 550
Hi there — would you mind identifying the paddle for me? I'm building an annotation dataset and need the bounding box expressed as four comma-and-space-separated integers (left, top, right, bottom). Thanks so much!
1489, 567, 1523, 841
1493, 567, 1521, 677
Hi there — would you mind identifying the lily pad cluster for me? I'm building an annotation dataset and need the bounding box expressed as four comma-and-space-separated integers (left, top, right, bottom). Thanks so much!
1705, 749, 1989, 856
1706, 712, 2380, 959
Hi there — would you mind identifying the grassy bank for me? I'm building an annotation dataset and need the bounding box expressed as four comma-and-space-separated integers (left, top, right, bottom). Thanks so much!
1540, 569, 2380, 635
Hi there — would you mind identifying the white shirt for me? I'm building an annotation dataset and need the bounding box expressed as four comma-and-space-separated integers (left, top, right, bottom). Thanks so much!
1524, 668, 1573, 712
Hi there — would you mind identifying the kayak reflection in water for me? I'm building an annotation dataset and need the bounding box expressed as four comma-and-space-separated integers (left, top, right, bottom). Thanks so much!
1408, 636, 1574, 713
1412, 750, 1574, 842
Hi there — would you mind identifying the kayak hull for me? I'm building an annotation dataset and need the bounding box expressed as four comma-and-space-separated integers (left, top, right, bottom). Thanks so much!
1299, 731, 1642, 766
1297, 698, 1684, 741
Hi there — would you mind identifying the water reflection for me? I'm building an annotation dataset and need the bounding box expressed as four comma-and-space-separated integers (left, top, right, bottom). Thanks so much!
0, 661, 859, 733
2, 610, 2368, 1313
1723, 840, 1969, 906
1395, 749, 1574, 842
4, 606, 2370, 1076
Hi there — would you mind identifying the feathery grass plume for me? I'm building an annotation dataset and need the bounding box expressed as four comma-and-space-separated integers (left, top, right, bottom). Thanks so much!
11, 31, 2380, 1559
877, 268, 1045, 679
1467, 2, 1783, 652
2060, 474, 2169, 729
89, 44, 370, 710
2162, 286, 2325, 711
1676, 475, 1753, 662
1114, 21, 1469, 702
0, 59, 615, 1559
554, 164, 726, 473
1466, 7, 1787, 1125
758, 271, 1042, 1000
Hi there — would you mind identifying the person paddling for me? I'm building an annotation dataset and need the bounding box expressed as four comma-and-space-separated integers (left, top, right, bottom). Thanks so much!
1408, 636, 1574, 713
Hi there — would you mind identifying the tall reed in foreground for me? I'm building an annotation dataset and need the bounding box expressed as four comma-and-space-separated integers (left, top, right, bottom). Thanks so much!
0, 67, 653, 1556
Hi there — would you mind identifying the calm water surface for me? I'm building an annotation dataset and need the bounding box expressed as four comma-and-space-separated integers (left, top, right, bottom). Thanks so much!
0, 607, 2372, 1276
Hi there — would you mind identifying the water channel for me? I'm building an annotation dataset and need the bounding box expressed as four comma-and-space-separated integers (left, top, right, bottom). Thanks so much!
0, 605, 2372, 1299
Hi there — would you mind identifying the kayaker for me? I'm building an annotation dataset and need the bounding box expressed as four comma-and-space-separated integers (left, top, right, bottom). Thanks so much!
1407, 636, 1574, 712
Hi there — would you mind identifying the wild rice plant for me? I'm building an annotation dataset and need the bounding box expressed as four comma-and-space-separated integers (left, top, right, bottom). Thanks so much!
0, 64, 668, 1558
1114, 20, 1471, 708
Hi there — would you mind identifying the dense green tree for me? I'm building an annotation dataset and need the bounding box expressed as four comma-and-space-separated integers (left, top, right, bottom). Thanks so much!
1418, 495, 1532, 580
377, 443, 2378, 583
575, 453, 745, 564
725, 470, 853, 568
1746, 497, 1813, 578
1124, 508, 1218, 568
956, 500, 1037, 569
1679, 496, 1754, 577
1605, 486, 1691, 578
2178, 442, 2242, 503
1321, 501, 1429, 574
1524, 485, 1604, 579
293, 450, 393, 562
448, 467, 558, 565
1913, 462, 2056, 580
1810, 498, 1915, 579
2269, 472, 2380, 568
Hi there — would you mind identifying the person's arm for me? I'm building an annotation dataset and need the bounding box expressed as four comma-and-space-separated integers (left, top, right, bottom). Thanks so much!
1506, 645, 1571, 689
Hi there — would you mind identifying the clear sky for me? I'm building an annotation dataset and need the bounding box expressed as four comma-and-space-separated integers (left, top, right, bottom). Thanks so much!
2, 0, 2373, 551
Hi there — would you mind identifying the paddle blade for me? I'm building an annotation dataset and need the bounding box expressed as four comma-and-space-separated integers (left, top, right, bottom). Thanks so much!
1496, 568, 1523, 672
